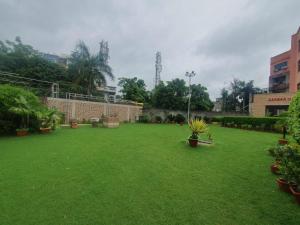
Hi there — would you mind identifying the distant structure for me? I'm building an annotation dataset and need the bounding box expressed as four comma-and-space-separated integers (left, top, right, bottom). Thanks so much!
155, 51, 162, 87
99, 40, 109, 64
40, 53, 69, 68
250, 26, 300, 116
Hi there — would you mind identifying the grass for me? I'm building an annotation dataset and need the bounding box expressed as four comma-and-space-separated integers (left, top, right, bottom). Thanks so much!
0, 124, 300, 225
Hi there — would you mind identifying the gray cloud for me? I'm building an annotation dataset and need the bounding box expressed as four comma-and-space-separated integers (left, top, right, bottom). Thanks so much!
0, 0, 299, 99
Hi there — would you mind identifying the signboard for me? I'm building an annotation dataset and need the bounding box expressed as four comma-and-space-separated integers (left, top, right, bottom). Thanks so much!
268, 97, 292, 102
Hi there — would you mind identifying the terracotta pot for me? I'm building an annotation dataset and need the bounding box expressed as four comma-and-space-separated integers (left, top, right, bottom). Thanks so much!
277, 178, 295, 193
40, 127, 51, 134
289, 186, 300, 204
16, 129, 28, 137
71, 122, 78, 128
188, 139, 198, 147
270, 164, 280, 175
278, 139, 288, 145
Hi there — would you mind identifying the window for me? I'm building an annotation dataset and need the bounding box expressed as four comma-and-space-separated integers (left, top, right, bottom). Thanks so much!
274, 61, 288, 72
299, 40, 300, 52
298, 60, 300, 72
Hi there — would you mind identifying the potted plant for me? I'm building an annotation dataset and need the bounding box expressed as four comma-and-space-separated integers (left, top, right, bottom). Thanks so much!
287, 145, 300, 203
268, 145, 283, 175
276, 145, 297, 193
175, 113, 185, 125
70, 118, 78, 128
38, 109, 61, 134
9, 96, 35, 137
188, 119, 208, 147
90, 117, 99, 128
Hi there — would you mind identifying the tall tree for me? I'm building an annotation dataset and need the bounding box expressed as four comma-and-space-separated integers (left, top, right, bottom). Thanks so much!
68, 41, 114, 95
221, 79, 262, 112
190, 84, 213, 111
118, 77, 148, 102
152, 79, 188, 110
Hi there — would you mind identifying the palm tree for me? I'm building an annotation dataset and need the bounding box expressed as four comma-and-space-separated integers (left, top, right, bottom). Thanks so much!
69, 41, 114, 95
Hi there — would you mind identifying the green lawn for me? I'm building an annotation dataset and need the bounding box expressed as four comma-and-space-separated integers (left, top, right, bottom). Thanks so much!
0, 124, 300, 225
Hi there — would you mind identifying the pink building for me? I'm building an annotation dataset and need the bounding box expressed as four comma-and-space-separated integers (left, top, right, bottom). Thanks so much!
269, 27, 300, 93
250, 27, 300, 116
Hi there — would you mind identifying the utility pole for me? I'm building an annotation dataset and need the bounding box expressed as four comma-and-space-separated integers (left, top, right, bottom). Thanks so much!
185, 71, 196, 123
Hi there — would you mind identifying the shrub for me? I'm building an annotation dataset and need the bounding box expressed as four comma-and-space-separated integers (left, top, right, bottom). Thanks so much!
288, 92, 300, 144
174, 113, 185, 124
154, 115, 162, 123
0, 84, 45, 135
138, 115, 150, 123
165, 114, 175, 123
220, 116, 283, 132
189, 119, 208, 140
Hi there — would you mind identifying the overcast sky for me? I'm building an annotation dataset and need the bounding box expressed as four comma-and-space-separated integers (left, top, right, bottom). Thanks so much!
0, 0, 300, 99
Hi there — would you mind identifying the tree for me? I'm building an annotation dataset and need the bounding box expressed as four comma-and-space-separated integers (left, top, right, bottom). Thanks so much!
220, 79, 262, 112
68, 41, 114, 95
151, 78, 213, 111
288, 91, 300, 144
190, 84, 213, 111
152, 79, 187, 110
0, 37, 70, 96
118, 77, 148, 102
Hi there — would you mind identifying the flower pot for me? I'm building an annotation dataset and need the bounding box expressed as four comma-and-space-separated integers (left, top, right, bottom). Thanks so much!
277, 178, 294, 193
278, 139, 288, 145
180, 122, 184, 126
270, 164, 280, 175
188, 139, 198, 147
40, 127, 51, 134
91, 122, 98, 128
16, 129, 28, 137
70, 122, 78, 129
289, 186, 300, 204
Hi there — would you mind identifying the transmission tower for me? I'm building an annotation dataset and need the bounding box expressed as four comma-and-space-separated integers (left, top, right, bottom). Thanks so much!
155, 51, 162, 87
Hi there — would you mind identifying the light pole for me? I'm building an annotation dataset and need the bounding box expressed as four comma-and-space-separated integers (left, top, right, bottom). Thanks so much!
185, 71, 196, 123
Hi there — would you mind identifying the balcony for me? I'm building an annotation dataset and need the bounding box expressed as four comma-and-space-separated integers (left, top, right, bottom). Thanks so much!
269, 83, 289, 93
97, 86, 116, 94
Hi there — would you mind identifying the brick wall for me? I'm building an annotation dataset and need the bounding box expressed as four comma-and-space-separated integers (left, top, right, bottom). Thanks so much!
46, 97, 142, 123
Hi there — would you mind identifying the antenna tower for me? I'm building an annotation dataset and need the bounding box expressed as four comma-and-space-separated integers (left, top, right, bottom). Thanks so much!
155, 51, 162, 86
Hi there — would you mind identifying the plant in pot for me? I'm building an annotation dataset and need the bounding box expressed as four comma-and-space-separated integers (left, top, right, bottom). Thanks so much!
188, 119, 208, 147
287, 145, 300, 203
70, 118, 78, 128
175, 113, 185, 126
90, 117, 99, 128
38, 109, 61, 134
268, 145, 285, 174
289, 163, 300, 203
276, 145, 297, 193
9, 96, 35, 136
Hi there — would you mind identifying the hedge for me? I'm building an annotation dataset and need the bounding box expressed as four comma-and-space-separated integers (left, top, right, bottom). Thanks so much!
220, 116, 284, 132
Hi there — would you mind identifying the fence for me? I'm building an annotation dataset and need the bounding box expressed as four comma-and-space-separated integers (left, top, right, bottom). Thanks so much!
46, 97, 143, 123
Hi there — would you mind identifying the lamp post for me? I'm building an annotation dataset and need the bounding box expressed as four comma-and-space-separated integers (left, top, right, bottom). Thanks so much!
185, 71, 196, 123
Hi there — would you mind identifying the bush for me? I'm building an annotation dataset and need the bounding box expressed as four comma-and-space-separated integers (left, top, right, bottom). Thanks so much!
288, 92, 300, 144
154, 115, 162, 123
220, 116, 283, 132
138, 115, 150, 123
174, 113, 185, 124
0, 84, 56, 135
165, 114, 175, 123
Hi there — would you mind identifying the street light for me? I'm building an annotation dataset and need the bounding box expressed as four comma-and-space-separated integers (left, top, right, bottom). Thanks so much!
185, 71, 196, 122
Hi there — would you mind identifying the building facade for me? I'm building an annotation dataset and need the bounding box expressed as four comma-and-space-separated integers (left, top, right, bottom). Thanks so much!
250, 27, 300, 116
